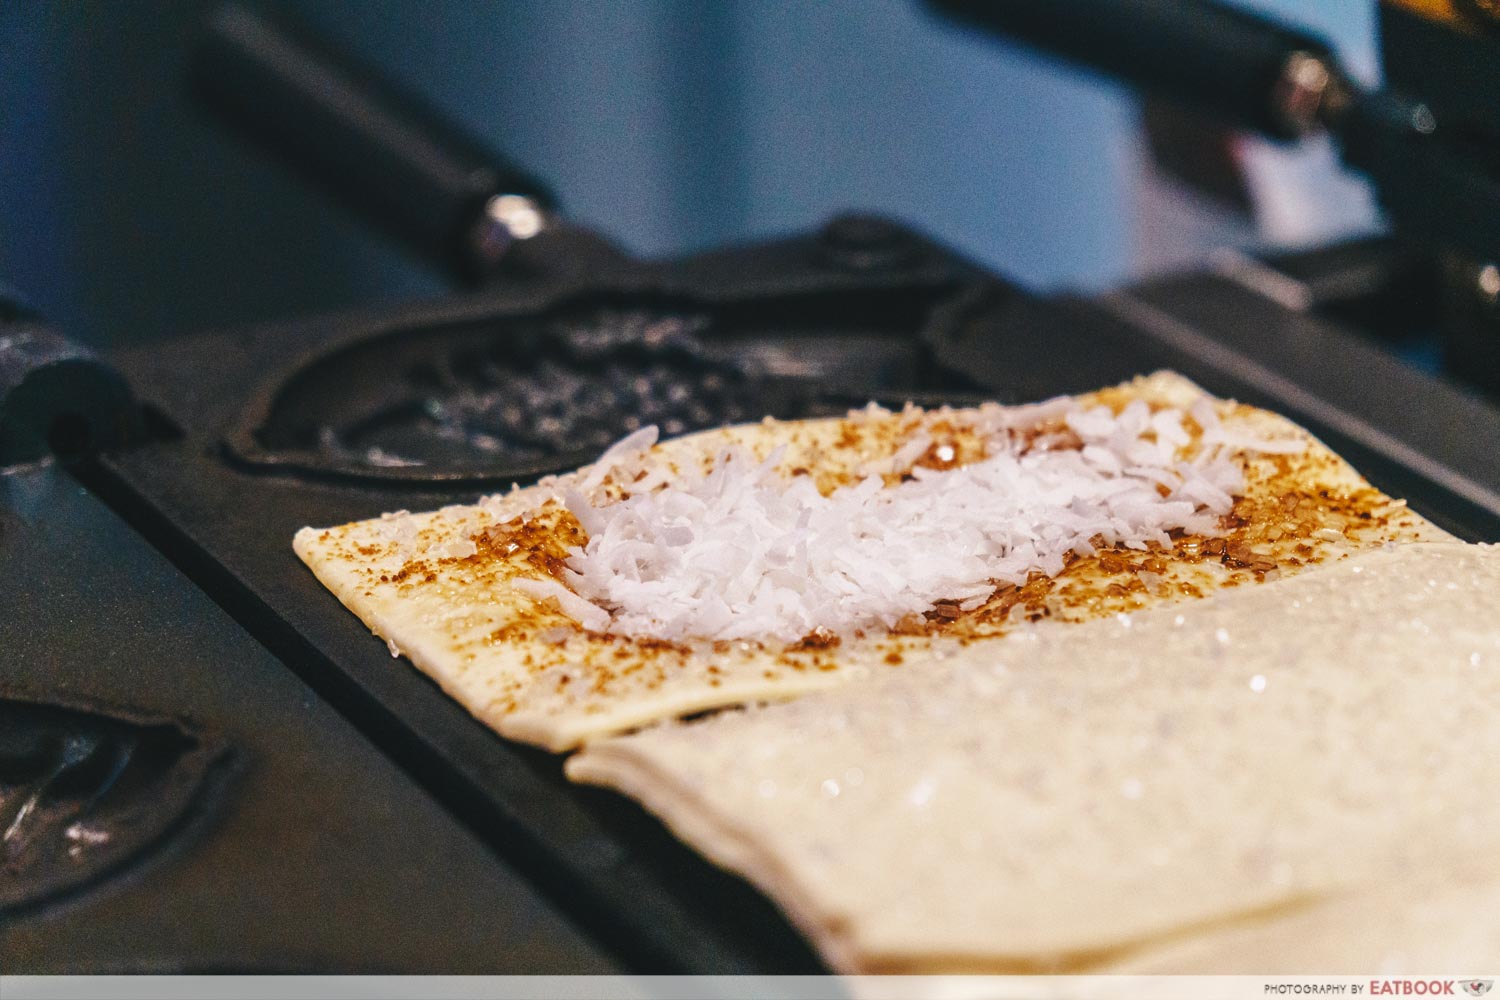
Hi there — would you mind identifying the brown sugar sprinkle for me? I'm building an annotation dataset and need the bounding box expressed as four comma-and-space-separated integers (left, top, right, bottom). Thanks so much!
1012, 421, 1084, 455
470, 504, 585, 580
386, 561, 437, 585
487, 624, 530, 644
383, 501, 587, 602
919, 441, 961, 471
374, 397, 1422, 713
891, 614, 927, 636
880, 452, 1403, 640
791, 627, 841, 650
1098, 553, 1129, 574
633, 636, 694, 656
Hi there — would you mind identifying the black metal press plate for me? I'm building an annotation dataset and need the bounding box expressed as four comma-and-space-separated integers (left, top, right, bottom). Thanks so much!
0, 463, 617, 974
78, 225, 1500, 974
82, 226, 987, 974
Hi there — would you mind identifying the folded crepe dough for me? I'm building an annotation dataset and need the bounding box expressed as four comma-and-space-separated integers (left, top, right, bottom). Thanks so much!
294, 371, 1445, 751
568, 542, 1500, 973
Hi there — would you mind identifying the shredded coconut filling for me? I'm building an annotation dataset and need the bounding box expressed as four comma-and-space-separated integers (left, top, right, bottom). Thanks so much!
526, 399, 1300, 643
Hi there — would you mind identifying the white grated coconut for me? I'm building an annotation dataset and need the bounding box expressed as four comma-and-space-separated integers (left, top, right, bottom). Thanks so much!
525, 398, 1301, 643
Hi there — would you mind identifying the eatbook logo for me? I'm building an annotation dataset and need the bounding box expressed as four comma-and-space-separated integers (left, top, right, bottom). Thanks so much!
1462, 983, 1494, 997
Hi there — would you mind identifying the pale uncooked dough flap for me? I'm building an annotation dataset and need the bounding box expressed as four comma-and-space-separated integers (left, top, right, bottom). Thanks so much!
569, 543, 1500, 973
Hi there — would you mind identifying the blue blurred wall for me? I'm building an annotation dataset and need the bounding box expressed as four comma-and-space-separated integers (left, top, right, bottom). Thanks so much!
0, 0, 1376, 347
304, 0, 1140, 287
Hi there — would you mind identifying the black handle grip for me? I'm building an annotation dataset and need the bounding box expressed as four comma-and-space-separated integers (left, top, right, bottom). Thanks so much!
194, 4, 557, 281
1, 305, 142, 466
930, 0, 1340, 139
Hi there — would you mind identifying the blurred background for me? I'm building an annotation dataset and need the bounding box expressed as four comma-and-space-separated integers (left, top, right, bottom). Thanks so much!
1, 0, 1378, 349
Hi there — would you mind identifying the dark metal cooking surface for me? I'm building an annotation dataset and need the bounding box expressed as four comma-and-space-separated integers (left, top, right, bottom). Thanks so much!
238, 302, 759, 484
13, 0, 1500, 973
8, 217, 1500, 976
9, 0, 1499, 975
230, 280, 967, 486
66, 224, 987, 974
0, 464, 617, 974
0, 693, 229, 915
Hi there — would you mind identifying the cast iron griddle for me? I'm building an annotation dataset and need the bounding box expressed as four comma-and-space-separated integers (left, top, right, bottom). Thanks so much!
79, 223, 981, 974
72, 220, 1500, 974
0, 463, 616, 974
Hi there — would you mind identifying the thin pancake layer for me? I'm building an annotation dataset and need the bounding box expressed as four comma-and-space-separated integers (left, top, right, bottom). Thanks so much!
293, 371, 1444, 750
567, 542, 1500, 972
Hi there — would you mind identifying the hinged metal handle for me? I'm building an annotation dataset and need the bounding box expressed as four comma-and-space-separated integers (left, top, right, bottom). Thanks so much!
194, 5, 562, 283
0, 300, 142, 467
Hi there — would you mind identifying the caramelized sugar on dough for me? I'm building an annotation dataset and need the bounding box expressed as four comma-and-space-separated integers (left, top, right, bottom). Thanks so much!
568, 543, 1500, 974
293, 372, 1447, 751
